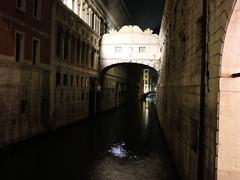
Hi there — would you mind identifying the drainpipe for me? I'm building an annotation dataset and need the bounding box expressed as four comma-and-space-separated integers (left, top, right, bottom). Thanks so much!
197, 0, 207, 179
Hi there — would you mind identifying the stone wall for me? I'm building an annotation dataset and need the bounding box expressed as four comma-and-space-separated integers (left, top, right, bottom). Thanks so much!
50, 1, 100, 127
157, 0, 238, 179
101, 66, 128, 112
0, 61, 50, 147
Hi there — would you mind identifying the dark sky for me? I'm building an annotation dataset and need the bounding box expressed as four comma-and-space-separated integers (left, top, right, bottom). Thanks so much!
123, 0, 165, 33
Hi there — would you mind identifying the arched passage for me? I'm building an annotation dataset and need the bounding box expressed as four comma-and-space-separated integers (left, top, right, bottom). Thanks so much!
101, 62, 159, 75
218, 1, 240, 179
98, 63, 159, 111
101, 62, 159, 94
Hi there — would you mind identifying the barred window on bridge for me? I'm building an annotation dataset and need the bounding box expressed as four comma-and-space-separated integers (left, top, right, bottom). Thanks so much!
115, 47, 122, 53
139, 47, 146, 53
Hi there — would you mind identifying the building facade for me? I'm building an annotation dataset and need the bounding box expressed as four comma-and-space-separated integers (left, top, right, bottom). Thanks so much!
0, 0, 55, 147
50, 0, 132, 127
0, 0, 132, 147
157, 0, 240, 179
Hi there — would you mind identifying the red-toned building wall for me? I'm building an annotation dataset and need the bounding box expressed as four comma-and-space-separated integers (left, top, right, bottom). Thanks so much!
0, 0, 55, 147
0, 0, 54, 63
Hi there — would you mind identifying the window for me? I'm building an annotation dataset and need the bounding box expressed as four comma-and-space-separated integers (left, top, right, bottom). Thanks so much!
56, 73, 61, 86
20, 99, 27, 113
70, 75, 74, 86
71, 38, 75, 63
129, 47, 133, 53
56, 28, 61, 58
16, 0, 26, 11
81, 42, 85, 65
72, 92, 75, 102
32, 38, 40, 65
85, 78, 88, 87
81, 91, 84, 100
91, 51, 95, 69
139, 47, 146, 53
115, 47, 122, 53
61, 90, 63, 103
64, 74, 68, 86
33, 0, 41, 19
76, 76, 79, 87
76, 39, 81, 63
78, 92, 80, 102
92, 13, 95, 29
81, 77, 83, 87
15, 32, 24, 62
72, 0, 75, 11
64, 34, 69, 60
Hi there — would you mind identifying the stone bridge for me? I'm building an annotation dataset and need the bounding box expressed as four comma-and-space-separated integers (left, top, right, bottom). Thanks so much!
100, 25, 160, 71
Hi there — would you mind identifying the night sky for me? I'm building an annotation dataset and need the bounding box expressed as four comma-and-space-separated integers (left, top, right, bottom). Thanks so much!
123, 0, 165, 33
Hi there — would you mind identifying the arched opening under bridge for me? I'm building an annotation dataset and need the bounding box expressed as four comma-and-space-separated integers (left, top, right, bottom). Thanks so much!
218, 1, 240, 179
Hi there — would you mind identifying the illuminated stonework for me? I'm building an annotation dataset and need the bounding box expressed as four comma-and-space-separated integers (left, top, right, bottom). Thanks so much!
100, 25, 160, 71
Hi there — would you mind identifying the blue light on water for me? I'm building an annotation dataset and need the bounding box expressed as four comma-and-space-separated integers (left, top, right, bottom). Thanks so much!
108, 142, 128, 159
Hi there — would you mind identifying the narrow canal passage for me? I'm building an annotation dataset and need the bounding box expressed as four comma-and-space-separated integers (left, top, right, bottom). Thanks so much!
0, 97, 179, 180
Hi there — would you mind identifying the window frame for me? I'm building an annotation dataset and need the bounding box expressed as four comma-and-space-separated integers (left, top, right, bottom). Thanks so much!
15, 30, 25, 62
32, 37, 40, 65
139, 46, 146, 53
16, 0, 26, 12
63, 74, 69, 86
33, 0, 41, 20
70, 75, 74, 87
115, 46, 122, 53
56, 72, 61, 86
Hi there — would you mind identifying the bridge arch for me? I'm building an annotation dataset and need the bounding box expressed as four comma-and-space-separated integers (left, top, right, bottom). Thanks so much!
101, 62, 159, 75
218, 0, 240, 179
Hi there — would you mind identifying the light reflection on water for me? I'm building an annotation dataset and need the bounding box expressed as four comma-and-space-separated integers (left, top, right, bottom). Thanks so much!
0, 96, 179, 180
108, 142, 128, 159
86, 97, 179, 180
108, 142, 138, 159
143, 99, 149, 128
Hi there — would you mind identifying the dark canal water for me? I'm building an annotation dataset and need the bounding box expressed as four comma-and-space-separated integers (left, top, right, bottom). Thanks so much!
0, 97, 179, 180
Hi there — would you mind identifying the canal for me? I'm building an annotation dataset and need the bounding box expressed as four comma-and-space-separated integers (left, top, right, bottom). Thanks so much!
0, 97, 179, 180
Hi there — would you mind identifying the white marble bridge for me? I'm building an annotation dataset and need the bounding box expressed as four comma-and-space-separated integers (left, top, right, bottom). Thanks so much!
100, 25, 160, 71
